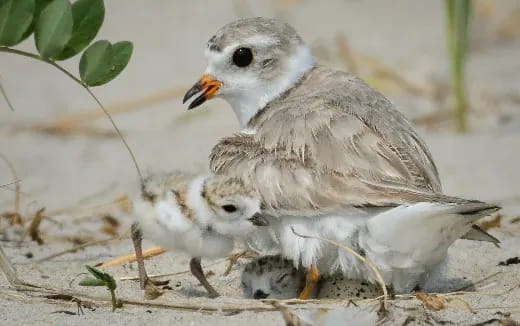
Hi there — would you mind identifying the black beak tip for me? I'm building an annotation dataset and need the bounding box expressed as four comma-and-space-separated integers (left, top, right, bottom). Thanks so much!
187, 95, 206, 110
183, 82, 203, 105
249, 213, 269, 226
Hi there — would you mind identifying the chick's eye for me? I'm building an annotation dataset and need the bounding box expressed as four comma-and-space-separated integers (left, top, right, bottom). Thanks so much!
276, 273, 289, 283
232, 47, 253, 67
222, 204, 237, 213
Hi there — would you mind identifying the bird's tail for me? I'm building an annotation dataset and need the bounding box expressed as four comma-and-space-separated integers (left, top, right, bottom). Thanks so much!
451, 202, 501, 245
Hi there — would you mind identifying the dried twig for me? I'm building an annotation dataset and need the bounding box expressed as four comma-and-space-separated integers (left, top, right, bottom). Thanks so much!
0, 77, 15, 111
29, 87, 186, 133
0, 243, 20, 286
36, 237, 121, 262
25, 207, 46, 245
0, 153, 21, 213
477, 214, 501, 231
224, 251, 255, 276
0, 243, 41, 289
455, 271, 502, 291
269, 301, 308, 326
97, 246, 166, 268
7, 280, 277, 313
291, 227, 389, 310
117, 259, 225, 281
0, 180, 20, 188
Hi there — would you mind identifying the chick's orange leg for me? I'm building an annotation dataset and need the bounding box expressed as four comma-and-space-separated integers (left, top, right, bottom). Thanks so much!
298, 265, 320, 299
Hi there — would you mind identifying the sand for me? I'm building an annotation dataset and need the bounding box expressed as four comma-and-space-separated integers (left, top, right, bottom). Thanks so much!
1, 1, 520, 325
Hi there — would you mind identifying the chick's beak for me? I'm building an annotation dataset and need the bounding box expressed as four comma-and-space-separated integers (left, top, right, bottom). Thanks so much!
182, 74, 222, 110
248, 212, 269, 226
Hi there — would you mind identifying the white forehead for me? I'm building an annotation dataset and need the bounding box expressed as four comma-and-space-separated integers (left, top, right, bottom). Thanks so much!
204, 35, 279, 73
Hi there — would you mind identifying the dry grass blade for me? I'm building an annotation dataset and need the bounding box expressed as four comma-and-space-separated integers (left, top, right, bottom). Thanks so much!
36, 237, 120, 262
477, 214, 501, 231
0, 77, 15, 111
117, 259, 224, 281
0, 243, 20, 286
8, 280, 277, 313
29, 87, 187, 132
0, 180, 20, 188
415, 292, 448, 311
290, 228, 389, 310
224, 251, 255, 276
25, 207, 46, 245
97, 246, 166, 268
0, 153, 21, 213
269, 301, 309, 326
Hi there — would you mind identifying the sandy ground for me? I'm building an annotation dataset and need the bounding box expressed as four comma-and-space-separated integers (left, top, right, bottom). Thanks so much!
1, 1, 520, 325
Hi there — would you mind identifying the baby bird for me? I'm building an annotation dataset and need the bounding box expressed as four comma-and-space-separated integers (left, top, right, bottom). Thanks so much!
241, 255, 382, 300
132, 171, 268, 298
241, 255, 306, 299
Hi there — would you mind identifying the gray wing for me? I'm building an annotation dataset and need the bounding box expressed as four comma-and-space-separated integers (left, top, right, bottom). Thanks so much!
211, 67, 444, 216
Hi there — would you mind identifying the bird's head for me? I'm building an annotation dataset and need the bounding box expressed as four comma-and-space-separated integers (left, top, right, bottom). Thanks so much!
183, 17, 314, 127
241, 255, 305, 299
198, 175, 268, 236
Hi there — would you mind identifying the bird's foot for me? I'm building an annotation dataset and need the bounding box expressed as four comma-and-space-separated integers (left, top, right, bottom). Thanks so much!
298, 265, 320, 300
143, 278, 165, 300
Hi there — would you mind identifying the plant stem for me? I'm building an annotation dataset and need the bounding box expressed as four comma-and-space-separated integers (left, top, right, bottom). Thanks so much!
0, 77, 16, 111
109, 288, 117, 311
445, 0, 472, 133
0, 46, 143, 183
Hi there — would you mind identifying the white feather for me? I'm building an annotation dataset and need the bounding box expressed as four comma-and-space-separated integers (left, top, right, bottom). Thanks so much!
206, 44, 314, 127
250, 203, 482, 293
185, 175, 213, 227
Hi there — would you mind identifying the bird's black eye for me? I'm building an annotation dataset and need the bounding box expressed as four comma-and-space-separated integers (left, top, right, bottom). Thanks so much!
222, 204, 237, 213
232, 48, 253, 67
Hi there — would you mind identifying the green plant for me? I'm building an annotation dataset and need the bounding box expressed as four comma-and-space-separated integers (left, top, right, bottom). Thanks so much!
445, 0, 472, 133
0, 0, 141, 180
0, 0, 132, 86
79, 265, 122, 311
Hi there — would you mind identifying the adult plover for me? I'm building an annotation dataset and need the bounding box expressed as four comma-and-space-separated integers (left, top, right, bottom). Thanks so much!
183, 17, 499, 297
132, 171, 268, 298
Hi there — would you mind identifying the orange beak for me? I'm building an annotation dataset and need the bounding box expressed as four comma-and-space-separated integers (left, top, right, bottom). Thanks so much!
182, 74, 222, 110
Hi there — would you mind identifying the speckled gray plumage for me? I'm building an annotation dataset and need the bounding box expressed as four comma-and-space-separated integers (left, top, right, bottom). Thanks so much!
211, 66, 447, 212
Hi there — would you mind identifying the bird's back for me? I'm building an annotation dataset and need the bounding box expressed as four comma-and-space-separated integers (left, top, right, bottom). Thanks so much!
211, 65, 442, 214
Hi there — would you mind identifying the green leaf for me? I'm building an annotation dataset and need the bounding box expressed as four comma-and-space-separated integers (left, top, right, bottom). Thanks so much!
56, 0, 104, 60
35, 0, 73, 59
79, 277, 105, 286
85, 265, 116, 290
0, 0, 35, 46
79, 40, 133, 86
19, 0, 54, 41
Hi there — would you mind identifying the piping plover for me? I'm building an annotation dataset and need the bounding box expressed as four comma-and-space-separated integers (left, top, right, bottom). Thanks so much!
131, 171, 268, 298
241, 255, 306, 299
183, 17, 500, 297
241, 255, 381, 300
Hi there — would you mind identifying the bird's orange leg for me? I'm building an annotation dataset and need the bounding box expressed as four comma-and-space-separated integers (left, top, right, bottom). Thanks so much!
298, 265, 320, 299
